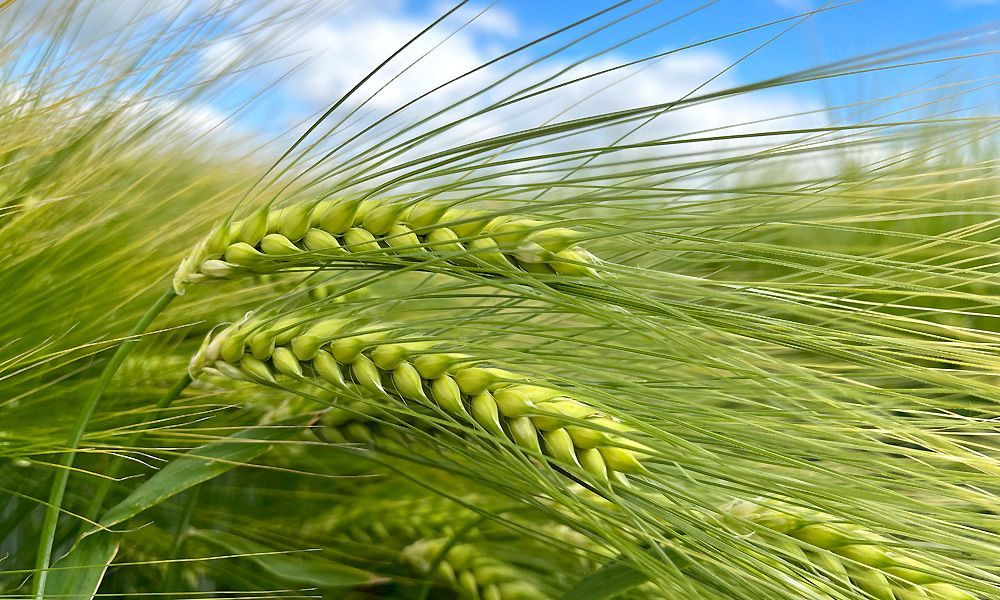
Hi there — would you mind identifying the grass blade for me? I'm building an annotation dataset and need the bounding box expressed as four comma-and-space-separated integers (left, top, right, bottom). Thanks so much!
42, 534, 119, 600
97, 415, 310, 530
33, 286, 176, 599
192, 529, 383, 589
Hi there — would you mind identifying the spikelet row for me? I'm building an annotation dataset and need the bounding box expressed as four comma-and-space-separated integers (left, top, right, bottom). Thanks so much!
191, 311, 647, 485
724, 500, 976, 600
173, 199, 597, 293
323, 507, 463, 549
310, 492, 599, 599
402, 538, 547, 600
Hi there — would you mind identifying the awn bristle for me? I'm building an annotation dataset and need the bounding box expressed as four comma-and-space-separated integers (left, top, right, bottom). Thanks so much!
190, 311, 647, 485
173, 199, 597, 293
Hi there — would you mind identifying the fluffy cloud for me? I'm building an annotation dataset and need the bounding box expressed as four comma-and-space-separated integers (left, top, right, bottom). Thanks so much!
203, 1, 821, 159
245, 2, 518, 112
8, 1, 824, 165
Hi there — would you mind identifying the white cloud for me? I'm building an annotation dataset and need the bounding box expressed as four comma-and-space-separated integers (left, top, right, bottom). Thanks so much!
218, 2, 516, 113
158, 100, 231, 136
289, 17, 489, 109
192, 0, 823, 184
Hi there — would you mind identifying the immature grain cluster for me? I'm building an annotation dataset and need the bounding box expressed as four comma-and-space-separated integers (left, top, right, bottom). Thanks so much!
191, 312, 646, 484
316, 498, 466, 547
306, 493, 579, 599
402, 538, 546, 600
724, 500, 976, 600
173, 198, 597, 293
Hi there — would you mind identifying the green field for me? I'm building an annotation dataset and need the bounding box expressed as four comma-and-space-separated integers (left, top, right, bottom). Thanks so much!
1, 2, 997, 599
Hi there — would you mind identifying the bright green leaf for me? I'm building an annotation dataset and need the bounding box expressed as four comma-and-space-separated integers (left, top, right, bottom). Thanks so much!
98, 416, 309, 529
43, 533, 119, 600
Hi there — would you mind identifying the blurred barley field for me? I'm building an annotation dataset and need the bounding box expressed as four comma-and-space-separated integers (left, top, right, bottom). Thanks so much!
0, 1, 997, 599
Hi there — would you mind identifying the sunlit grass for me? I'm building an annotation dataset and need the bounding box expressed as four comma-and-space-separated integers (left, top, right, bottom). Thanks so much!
0, 1, 997, 599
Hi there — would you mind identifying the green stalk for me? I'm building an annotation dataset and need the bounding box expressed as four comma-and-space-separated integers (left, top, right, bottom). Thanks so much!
82, 373, 193, 523
32, 287, 176, 599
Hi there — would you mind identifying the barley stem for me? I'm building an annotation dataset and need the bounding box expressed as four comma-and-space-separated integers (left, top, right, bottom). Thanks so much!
32, 286, 176, 599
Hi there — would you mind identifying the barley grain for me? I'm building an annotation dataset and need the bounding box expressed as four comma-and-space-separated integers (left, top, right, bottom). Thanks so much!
402, 539, 547, 600
723, 499, 976, 600
174, 200, 597, 293
191, 311, 646, 483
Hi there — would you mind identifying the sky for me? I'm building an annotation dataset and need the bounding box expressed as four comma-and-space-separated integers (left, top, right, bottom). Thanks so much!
214, 0, 997, 140
491, 0, 998, 79
11, 0, 995, 158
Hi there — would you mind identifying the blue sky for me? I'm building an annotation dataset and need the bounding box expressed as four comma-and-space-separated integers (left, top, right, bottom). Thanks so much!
51, 0, 986, 145
4, 0, 993, 177
490, 0, 998, 63
420, 0, 1000, 99
500, 1, 996, 76
14, 0, 996, 135
244, 0, 1000, 120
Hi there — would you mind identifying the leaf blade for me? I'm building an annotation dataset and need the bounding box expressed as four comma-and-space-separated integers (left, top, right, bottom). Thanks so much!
43, 534, 119, 600
98, 416, 309, 529
192, 529, 383, 588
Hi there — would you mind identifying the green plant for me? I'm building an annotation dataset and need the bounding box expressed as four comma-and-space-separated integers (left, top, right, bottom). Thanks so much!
3, 1, 999, 599
720, 500, 976, 600
191, 310, 646, 484
173, 198, 597, 293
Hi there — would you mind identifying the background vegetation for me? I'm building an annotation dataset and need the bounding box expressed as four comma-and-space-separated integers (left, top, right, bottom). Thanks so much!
0, 1, 997, 599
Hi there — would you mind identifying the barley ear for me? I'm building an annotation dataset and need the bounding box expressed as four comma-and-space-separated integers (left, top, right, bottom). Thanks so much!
193, 311, 649, 485
722, 500, 978, 600
175, 200, 599, 291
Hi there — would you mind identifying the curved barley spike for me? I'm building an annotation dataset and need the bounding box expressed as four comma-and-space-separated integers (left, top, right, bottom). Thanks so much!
305, 489, 470, 548
192, 317, 978, 600
721, 499, 977, 600
173, 199, 598, 294
189, 311, 648, 484
401, 539, 548, 600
